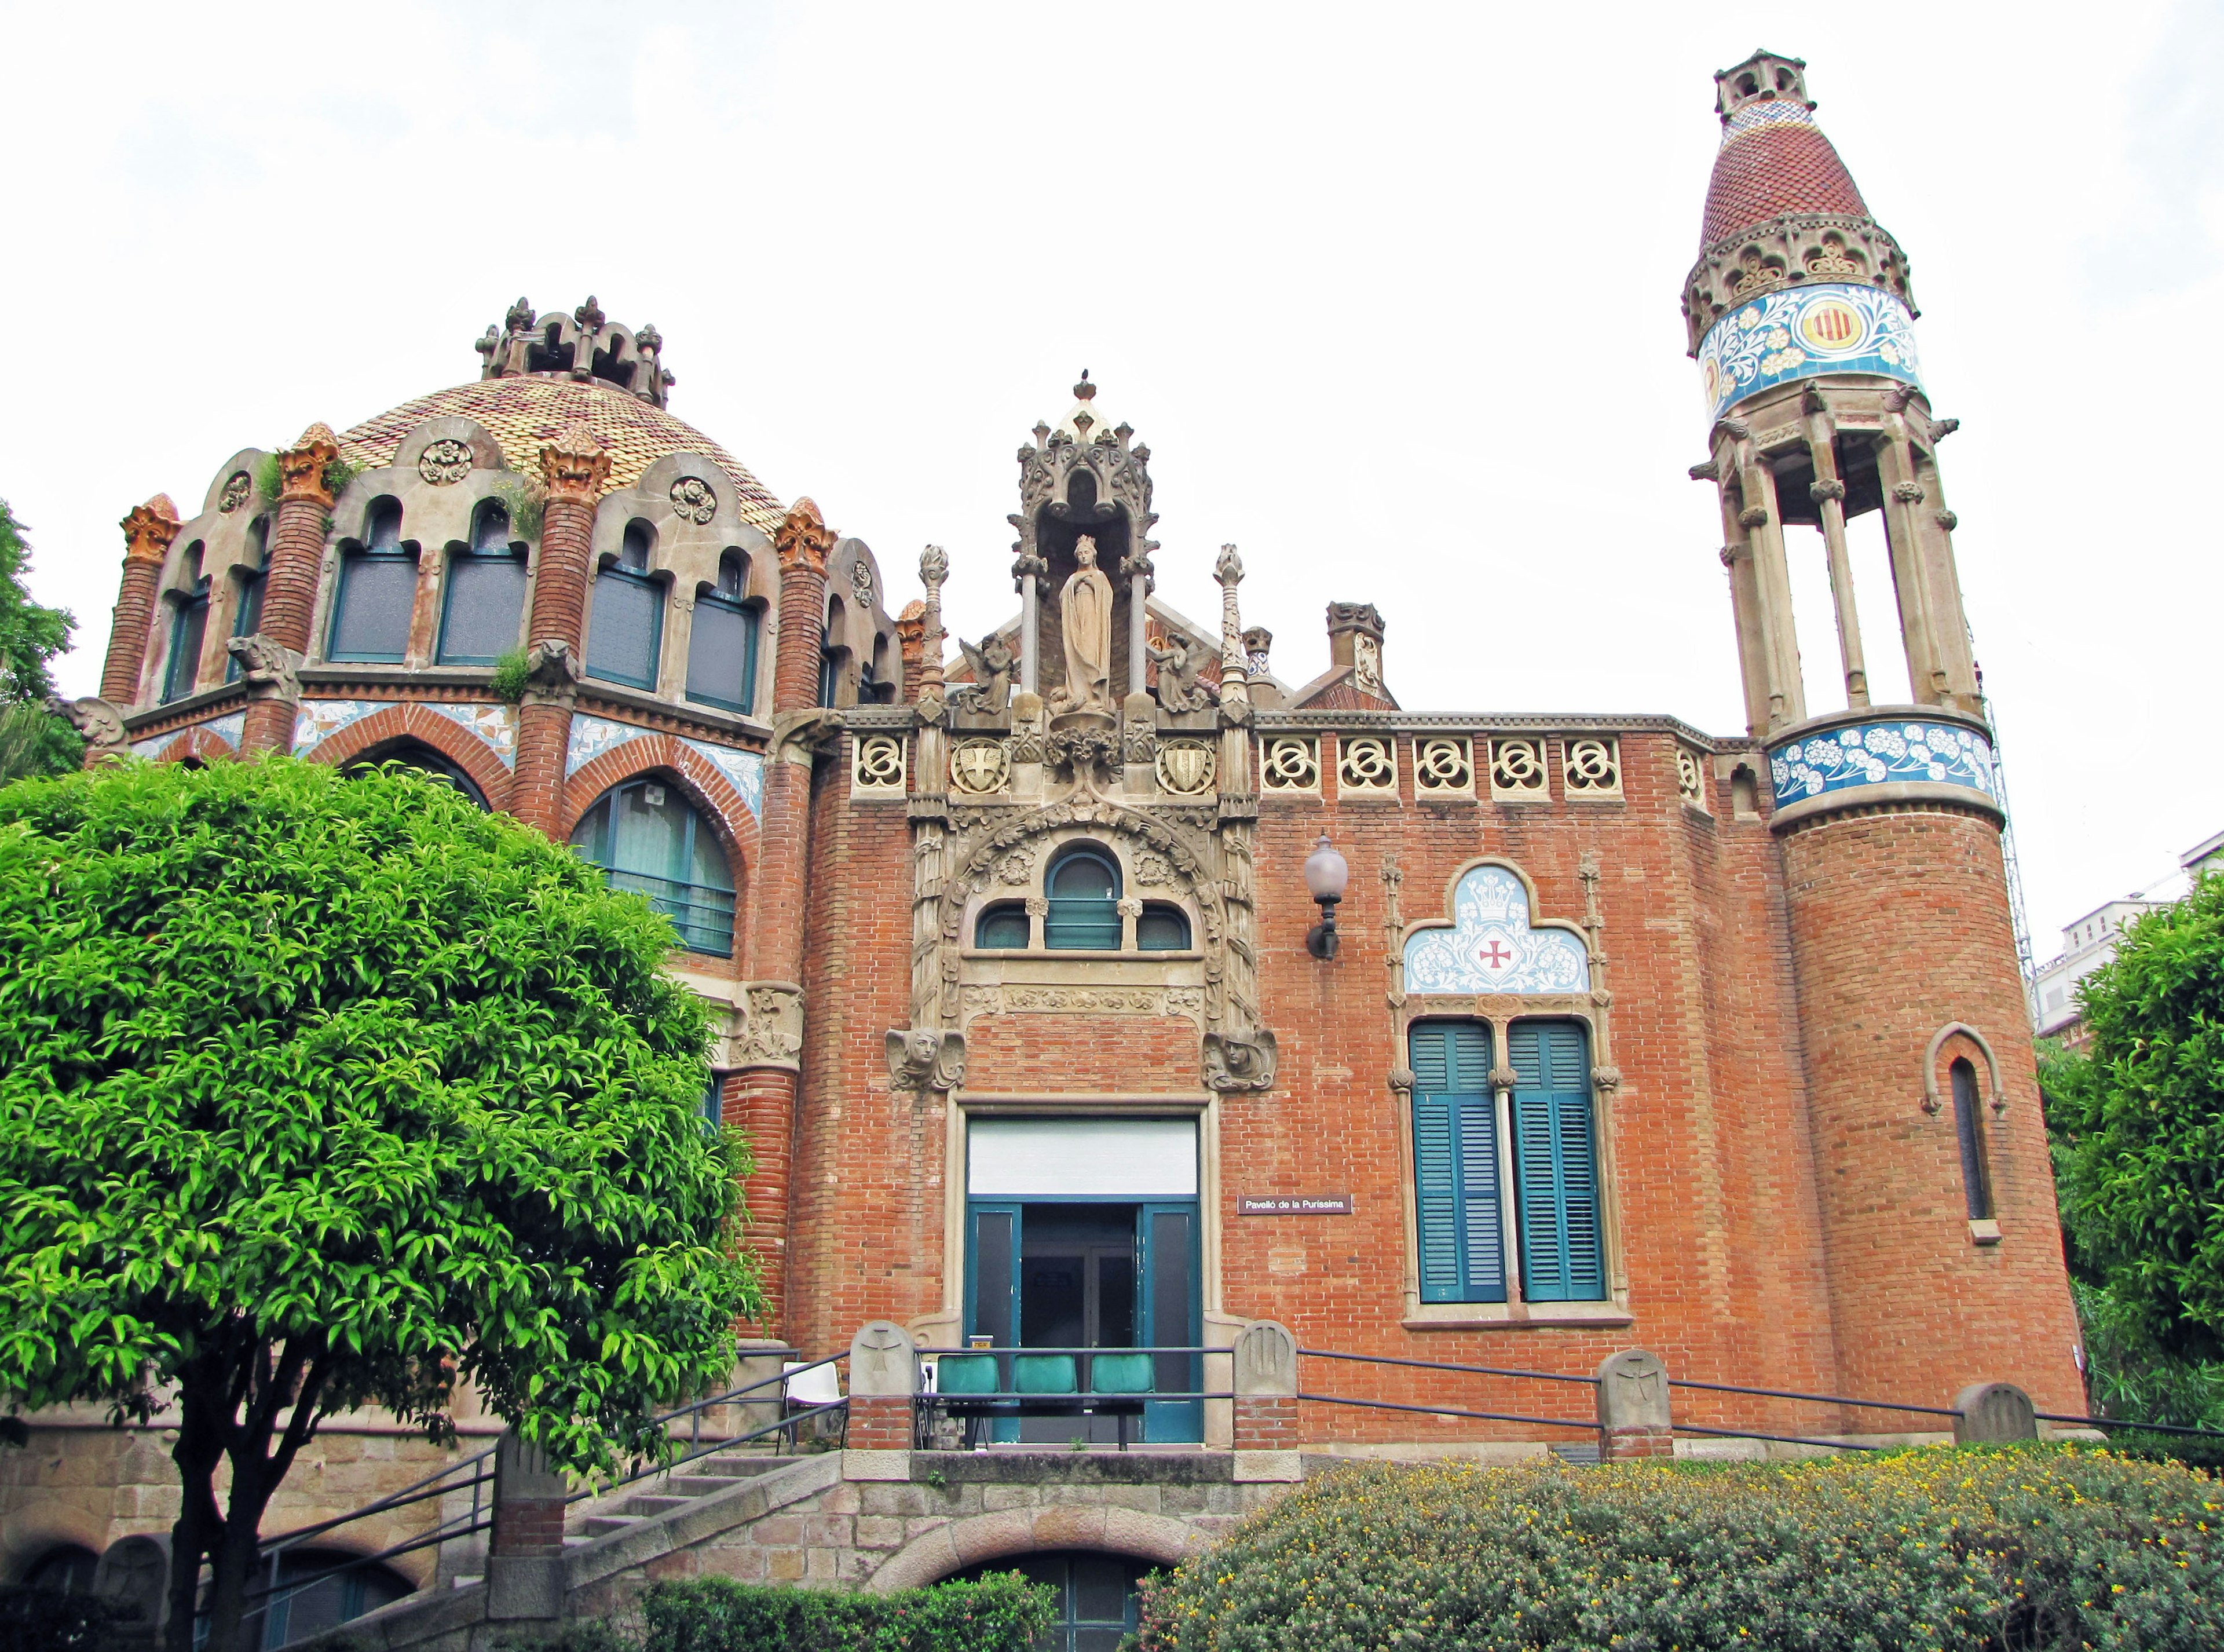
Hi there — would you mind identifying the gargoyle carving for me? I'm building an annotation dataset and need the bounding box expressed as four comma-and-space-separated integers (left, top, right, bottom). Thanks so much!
886, 1027, 967, 1093
1201, 1029, 1278, 1092
519, 638, 585, 707
224, 634, 302, 702
46, 696, 127, 761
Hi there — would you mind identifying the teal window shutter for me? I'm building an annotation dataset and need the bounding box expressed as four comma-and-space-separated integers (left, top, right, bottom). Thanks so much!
1508, 1022, 1605, 1302
1409, 1022, 1505, 1303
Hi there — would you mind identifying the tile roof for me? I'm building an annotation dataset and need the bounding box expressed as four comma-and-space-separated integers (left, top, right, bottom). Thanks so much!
340, 376, 786, 536
1702, 123, 1867, 248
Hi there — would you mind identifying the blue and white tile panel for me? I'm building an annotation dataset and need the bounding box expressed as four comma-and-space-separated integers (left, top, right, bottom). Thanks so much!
130, 710, 246, 760
565, 713, 762, 818
1403, 864, 1591, 996
423, 702, 517, 768
293, 698, 383, 754
1698, 282, 1921, 421
1768, 720, 1996, 812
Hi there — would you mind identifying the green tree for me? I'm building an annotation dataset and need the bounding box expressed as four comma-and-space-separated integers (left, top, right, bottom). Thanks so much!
2049, 871, 2224, 1375
0, 499, 81, 781
0, 759, 759, 1652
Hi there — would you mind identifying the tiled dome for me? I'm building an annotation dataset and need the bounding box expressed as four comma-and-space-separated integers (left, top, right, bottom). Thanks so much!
340, 375, 786, 538
1701, 108, 1867, 248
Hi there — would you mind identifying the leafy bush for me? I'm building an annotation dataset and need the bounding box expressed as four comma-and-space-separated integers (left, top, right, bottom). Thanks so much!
556, 1572, 1055, 1651
1131, 1449, 2223, 1651
490, 646, 533, 703
0, 1585, 147, 1651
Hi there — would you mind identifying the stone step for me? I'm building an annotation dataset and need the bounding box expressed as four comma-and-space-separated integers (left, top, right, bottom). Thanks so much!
664, 1475, 741, 1498
623, 1494, 696, 1518
583, 1514, 645, 1538
450, 1574, 483, 1589
692, 1454, 804, 1479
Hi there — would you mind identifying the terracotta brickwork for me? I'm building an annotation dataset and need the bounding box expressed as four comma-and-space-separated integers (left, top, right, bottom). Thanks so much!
962, 1015, 1202, 1094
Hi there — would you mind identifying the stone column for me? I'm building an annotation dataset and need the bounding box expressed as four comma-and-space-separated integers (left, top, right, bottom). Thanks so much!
485, 1430, 565, 1622
1231, 1320, 1303, 1479
1874, 436, 1946, 708
1802, 403, 1868, 710
508, 423, 609, 834
846, 1321, 919, 1454
100, 495, 182, 708
738, 498, 839, 1338
1122, 547, 1155, 712
1731, 455, 1805, 732
1596, 1348, 1674, 1460
917, 546, 948, 703
1012, 551, 1045, 698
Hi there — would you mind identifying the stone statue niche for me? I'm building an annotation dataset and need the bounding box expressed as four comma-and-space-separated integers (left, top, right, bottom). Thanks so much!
1034, 466, 1135, 709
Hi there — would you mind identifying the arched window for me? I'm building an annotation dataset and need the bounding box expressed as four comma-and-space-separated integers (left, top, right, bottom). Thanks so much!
163, 543, 211, 701
585, 521, 663, 689
819, 594, 849, 708
952, 1551, 1147, 1650
436, 500, 528, 666
1137, 902, 1190, 952
20, 1544, 97, 1595
570, 778, 736, 955
974, 901, 1029, 950
686, 551, 760, 714
345, 741, 489, 809
224, 518, 270, 683
1045, 846, 1121, 950
241, 1548, 413, 1651
1951, 1057, 1995, 1220
329, 499, 416, 663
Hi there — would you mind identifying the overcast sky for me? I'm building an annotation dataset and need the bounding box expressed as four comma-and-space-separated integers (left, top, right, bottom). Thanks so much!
3, 1, 2218, 954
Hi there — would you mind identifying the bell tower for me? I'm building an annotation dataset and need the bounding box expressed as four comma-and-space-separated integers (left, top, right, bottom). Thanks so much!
1687, 52, 2079, 1416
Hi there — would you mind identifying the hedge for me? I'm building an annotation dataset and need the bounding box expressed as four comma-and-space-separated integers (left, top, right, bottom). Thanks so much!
549, 1570, 1056, 1651
1131, 1447, 2223, 1651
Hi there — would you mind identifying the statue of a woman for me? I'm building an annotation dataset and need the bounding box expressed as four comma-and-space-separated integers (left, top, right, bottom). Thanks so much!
1052, 535, 1115, 715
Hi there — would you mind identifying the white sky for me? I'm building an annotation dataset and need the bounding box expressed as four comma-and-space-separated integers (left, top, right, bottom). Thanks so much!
3, 0, 2218, 956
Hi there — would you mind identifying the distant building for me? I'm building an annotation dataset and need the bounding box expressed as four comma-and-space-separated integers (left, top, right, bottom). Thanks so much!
2033, 830, 2222, 1043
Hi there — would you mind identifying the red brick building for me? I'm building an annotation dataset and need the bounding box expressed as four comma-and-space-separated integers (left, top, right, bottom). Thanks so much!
61, 49, 2076, 1486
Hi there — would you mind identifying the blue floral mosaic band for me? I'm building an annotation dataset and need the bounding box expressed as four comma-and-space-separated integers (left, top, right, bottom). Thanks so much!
1698, 282, 1921, 422
1768, 719, 1996, 812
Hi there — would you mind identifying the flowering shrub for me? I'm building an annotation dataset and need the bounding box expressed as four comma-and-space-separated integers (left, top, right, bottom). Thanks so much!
1129, 1448, 2222, 1651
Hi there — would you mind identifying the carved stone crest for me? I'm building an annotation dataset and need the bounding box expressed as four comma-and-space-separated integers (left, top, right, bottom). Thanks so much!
670, 475, 718, 524
1201, 1029, 1278, 1092
217, 470, 252, 513
1155, 740, 1215, 796
224, 634, 302, 703
417, 439, 473, 486
886, 1027, 967, 1092
851, 560, 876, 607
949, 739, 1009, 796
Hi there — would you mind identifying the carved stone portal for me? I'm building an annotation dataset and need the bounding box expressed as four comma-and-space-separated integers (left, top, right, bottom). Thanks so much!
886, 1027, 967, 1092
1201, 1029, 1278, 1092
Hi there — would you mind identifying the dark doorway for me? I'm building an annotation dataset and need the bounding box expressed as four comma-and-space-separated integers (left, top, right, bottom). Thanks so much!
954, 1550, 1148, 1651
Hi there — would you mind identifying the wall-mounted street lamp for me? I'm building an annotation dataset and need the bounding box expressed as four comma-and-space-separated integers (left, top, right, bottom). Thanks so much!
1304, 834, 1350, 960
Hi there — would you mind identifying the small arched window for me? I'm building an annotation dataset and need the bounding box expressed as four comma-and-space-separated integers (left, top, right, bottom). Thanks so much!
437, 501, 528, 666
1950, 1057, 1994, 1220
224, 518, 271, 684
686, 551, 760, 715
586, 521, 663, 689
20, 1544, 98, 1595
1137, 902, 1191, 952
975, 901, 1030, 950
241, 1548, 414, 1650
345, 741, 489, 809
570, 777, 736, 955
163, 543, 211, 701
329, 499, 416, 663
1045, 846, 1121, 950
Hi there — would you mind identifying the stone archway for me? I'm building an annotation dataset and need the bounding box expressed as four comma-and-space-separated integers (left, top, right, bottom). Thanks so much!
866, 1504, 1208, 1593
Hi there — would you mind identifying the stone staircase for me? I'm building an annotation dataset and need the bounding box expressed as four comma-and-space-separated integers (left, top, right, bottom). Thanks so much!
568, 1445, 811, 1544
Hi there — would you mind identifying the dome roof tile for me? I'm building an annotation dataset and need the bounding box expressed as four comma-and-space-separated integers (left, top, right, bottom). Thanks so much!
1701, 120, 1867, 248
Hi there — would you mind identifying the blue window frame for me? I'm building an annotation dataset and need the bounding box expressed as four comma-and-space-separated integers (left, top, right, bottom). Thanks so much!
569, 777, 737, 955
328, 499, 415, 664
1508, 1021, 1605, 1302
1410, 1021, 1506, 1303
1136, 902, 1190, 951
686, 554, 760, 714
1045, 846, 1121, 950
163, 548, 211, 703
437, 502, 528, 666
586, 522, 663, 689
975, 902, 1029, 949
224, 520, 269, 684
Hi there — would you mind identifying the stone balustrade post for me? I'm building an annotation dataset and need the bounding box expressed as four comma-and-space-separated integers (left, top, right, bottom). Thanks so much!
1231, 1319, 1301, 1474
1596, 1348, 1675, 1460
100, 495, 182, 711
846, 1321, 919, 1453
1952, 1381, 2038, 1445
485, 1428, 566, 1621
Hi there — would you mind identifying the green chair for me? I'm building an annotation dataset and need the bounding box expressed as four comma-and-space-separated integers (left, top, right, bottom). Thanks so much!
1012, 1353, 1082, 1440
1088, 1353, 1154, 1450
935, 1353, 1005, 1449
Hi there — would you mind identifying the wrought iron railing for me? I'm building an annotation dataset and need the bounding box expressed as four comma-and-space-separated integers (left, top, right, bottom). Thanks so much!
602, 867, 737, 955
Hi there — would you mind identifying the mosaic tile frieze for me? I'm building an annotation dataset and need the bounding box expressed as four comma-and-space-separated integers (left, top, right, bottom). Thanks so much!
565, 714, 654, 777
682, 738, 763, 818
292, 699, 383, 755
1768, 719, 1996, 810
562, 717, 763, 818
130, 709, 246, 761
422, 701, 518, 768
1698, 282, 1921, 421
1403, 864, 1591, 996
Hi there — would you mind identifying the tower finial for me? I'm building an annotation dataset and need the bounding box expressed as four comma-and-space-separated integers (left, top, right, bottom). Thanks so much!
1074, 369, 1095, 400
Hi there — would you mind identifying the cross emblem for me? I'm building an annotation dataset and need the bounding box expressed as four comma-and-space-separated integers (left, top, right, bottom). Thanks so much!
1479, 940, 1515, 969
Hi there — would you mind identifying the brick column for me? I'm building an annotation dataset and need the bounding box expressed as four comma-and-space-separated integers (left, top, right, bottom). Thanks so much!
846, 1321, 919, 1452
1596, 1348, 1675, 1461
509, 423, 609, 834
485, 1429, 565, 1621
98, 495, 181, 708
736, 499, 838, 1337
239, 425, 340, 755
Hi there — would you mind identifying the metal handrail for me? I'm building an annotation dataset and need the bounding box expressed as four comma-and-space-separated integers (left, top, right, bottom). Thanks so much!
1299, 1347, 1596, 1386
2035, 1411, 2224, 1441
1667, 1376, 1965, 1418
1298, 1394, 1596, 1432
